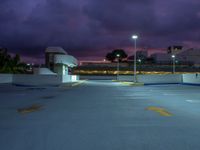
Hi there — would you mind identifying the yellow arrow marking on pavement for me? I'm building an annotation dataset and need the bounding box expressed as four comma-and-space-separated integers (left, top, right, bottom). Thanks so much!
146, 106, 172, 117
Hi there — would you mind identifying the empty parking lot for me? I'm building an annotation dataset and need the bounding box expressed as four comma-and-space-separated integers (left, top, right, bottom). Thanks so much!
0, 81, 200, 150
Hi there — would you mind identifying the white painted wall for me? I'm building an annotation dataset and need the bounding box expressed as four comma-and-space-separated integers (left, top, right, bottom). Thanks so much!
71, 75, 79, 82
62, 75, 71, 83
54, 54, 78, 67
80, 75, 116, 80
33, 68, 56, 75
182, 74, 200, 84
118, 75, 133, 81
62, 75, 80, 82
3, 73, 200, 85
0, 74, 13, 83
0, 74, 80, 86
82, 74, 182, 84
137, 74, 182, 84
119, 74, 182, 83
13, 74, 62, 86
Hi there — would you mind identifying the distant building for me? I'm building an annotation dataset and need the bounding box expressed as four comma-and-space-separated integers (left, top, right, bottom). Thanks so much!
151, 53, 172, 64
176, 48, 200, 66
167, 46, 183, 54
136, 50, 148, 61
45, 47, 78, 75
79, 60, 109, 66
79, 61, 129, 68
151, 47, 200, 65
127, 50, 148, 62
136, 50, 148, 58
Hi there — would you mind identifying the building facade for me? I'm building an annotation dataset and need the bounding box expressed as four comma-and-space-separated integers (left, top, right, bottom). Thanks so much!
151, 48, 200, 65
45, 47, 78, 75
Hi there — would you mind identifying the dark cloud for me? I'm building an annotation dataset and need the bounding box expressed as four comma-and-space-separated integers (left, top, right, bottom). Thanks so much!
0, 0, 200, 61
84, 0, 156, 32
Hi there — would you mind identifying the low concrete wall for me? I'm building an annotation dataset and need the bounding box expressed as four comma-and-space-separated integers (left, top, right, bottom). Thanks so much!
2, 73, 200, 85
33, 68, 56, 75
71, 75, 79, 82
13, 74, 62, 86
0, 74, 80, 86
119, 74, 182, 84
137, 74, 182, 84
80, 75, 116, 80
118, 75, 133, 81
183, 74, 200, 84
0, 74, 13, 83
82, 74, 182, 84
62, 75, 71, 83
62, 75, 79, 83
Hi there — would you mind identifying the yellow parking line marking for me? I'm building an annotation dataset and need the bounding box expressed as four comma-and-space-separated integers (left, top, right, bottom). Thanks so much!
121, 82, 144, 86
60, 80, 86, 88
72, 80, 86, 87
17, 104, 43, 114
112, 80, 119, 82
146, 106, 172, 117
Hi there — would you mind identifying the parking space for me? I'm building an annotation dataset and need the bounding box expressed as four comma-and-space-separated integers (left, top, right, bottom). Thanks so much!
0, 81, 200, 150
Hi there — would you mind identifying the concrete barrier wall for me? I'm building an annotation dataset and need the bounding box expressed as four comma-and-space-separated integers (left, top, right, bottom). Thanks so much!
82, 74, 182, 84
118, 75, 133, 81
33, 68, 56, 75
137, 74, 182, 84
62, 75, 79, 82
62, 75, 71, 83
182, 74, 200, 84
71, 75, 79, 82
80, 75, 117, 80
119, 74, 182, 84
13, 74, 62, 86
1, 73, 200, 85
0, 74, 13, 83
0, 74, 80, 85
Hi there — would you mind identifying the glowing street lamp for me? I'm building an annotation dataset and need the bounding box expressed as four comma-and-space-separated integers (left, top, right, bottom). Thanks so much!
116, 54, 120, 80
132, 35, 138, 82
171, 54, 176, 74
138, 59, 142, 74
116, 54, 120, 57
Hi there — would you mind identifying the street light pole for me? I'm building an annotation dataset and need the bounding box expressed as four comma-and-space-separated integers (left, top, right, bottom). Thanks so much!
116, 54, 120, 80
138, 59, 141, 74
132, 35, 138, 82
172, 55, 176, 74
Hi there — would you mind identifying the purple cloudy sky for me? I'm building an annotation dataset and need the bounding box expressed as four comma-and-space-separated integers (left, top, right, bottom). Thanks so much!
0, 0, 200, 63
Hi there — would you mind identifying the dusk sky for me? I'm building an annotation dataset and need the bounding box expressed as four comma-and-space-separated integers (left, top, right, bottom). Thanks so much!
0, 0, 200, 63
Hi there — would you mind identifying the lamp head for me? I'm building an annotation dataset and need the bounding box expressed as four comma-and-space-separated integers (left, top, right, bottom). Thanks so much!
132, 35, 138, 39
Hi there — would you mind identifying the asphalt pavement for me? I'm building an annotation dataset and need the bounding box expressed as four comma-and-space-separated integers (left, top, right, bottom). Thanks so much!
0, 81, 200, 150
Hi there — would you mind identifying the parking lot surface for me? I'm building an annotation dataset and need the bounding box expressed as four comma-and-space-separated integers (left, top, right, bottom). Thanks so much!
0, 81, 200, 150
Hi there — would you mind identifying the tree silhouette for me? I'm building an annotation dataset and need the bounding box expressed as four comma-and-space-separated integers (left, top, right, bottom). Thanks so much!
106, 52, 115, 62
106, 49, 128, 62
0, 48, 27, 73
